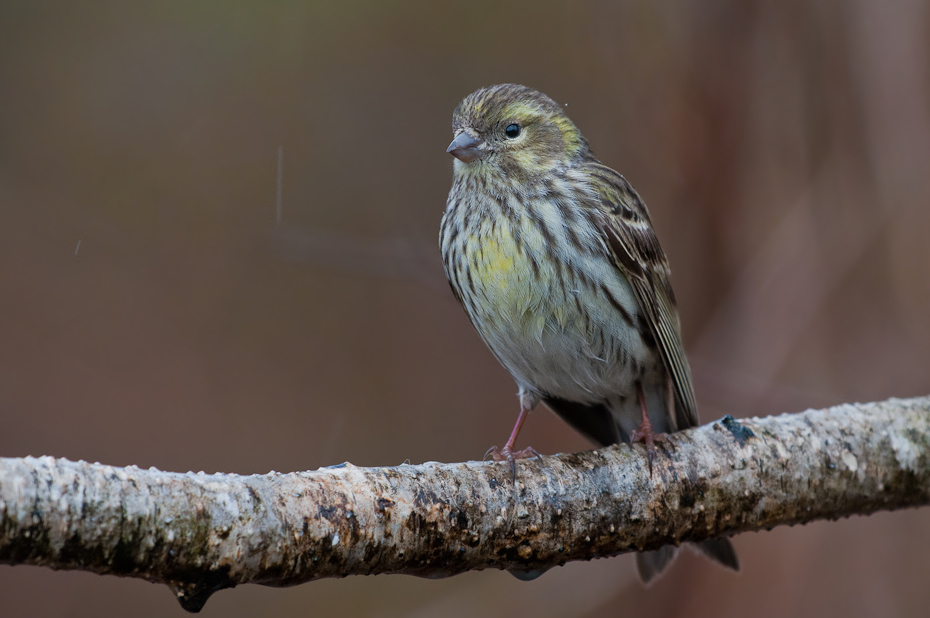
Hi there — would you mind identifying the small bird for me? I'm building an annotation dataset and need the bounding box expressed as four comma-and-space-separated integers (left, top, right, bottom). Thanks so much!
439, 84, 739, 583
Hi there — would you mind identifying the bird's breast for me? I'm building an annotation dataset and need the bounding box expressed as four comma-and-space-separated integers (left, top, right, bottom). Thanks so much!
469, 225, 545, 320
443, 193, 653, 402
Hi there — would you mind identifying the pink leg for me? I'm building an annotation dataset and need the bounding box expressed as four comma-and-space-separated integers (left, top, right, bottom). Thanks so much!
629, 382, 668, 475
486, 407, 540, 478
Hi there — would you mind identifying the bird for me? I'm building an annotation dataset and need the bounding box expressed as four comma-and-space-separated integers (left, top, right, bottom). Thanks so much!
439, 83, 739, 583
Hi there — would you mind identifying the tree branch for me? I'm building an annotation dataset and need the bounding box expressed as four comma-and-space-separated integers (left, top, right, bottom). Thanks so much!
2, 396, 929, 612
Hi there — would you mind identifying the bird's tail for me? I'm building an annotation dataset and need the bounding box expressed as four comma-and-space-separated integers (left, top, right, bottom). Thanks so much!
636, 538, 739, 584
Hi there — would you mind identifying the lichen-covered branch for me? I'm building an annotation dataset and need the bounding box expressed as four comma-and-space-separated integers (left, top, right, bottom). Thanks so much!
2, 396, 929, 612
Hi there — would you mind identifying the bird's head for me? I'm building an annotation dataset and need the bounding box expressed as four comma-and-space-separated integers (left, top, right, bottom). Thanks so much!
447, 84, 589, 181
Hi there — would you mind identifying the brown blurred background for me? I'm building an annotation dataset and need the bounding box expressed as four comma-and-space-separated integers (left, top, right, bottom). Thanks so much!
2, 1, 929, 616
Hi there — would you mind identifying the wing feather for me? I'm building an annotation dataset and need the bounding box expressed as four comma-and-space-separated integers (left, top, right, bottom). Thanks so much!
583, 162, 699, 430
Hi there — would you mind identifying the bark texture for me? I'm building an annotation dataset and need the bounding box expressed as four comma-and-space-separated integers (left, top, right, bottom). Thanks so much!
2, 396, 929, 611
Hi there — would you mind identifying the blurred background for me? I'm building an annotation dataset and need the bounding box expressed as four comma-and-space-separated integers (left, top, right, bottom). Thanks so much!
2, 1, 929, 616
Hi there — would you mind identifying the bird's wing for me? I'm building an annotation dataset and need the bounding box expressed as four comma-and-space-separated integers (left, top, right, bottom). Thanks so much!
582, 162, 699, 430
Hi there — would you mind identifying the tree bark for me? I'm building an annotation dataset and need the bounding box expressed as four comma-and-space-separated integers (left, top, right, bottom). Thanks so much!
2, 396, 928, 612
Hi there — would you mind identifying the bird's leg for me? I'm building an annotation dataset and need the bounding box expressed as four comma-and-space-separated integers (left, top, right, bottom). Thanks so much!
630, 381, 669, 475
485, 406, 540, 479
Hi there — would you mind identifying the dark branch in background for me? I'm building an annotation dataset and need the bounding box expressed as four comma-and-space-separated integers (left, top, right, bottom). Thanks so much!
1, 396, 928, 612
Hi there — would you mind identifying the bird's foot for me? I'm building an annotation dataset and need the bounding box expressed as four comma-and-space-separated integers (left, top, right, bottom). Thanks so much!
630, 418, 669, 476
484, 406, 541, 480
485, 445, 541, 481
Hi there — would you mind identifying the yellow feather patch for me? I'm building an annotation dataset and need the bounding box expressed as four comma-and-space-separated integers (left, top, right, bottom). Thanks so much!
473, 231, 519, 298
553, 116, 583, 155
500, 100, 542, 120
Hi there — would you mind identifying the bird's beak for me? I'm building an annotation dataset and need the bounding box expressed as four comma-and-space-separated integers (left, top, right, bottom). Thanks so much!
447, 132, 483, 163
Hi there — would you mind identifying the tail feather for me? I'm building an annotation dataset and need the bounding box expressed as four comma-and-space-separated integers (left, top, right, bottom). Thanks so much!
635, 538, 739, 584
694, 537, 740, 572
635, 546, 678, 584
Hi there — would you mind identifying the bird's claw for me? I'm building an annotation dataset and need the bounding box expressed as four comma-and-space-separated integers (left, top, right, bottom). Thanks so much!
485, 445, 542, 481
631, 425, 669, 477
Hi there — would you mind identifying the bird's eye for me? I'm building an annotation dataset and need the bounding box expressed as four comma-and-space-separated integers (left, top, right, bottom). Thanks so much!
504, 123, 521, 139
